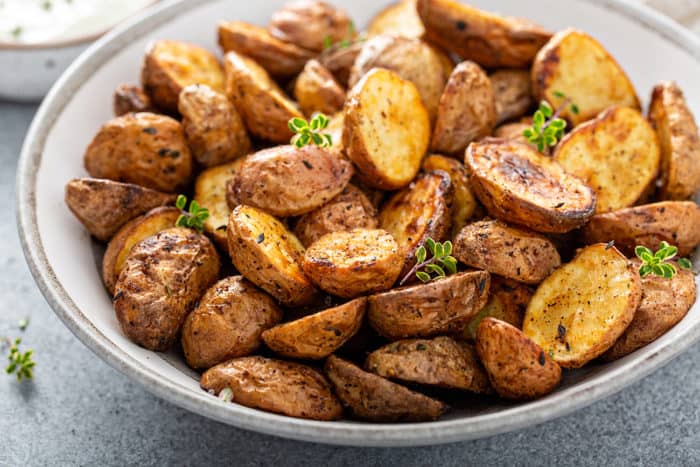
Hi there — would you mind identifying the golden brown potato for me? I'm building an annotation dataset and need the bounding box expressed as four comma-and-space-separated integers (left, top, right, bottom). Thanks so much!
102, 207, 181, 295
181, 276, 282, 369
367, 0, 424, 38
141, 40, 224, 113
114, 227, 221, 351
65, 178, 175, 242
453, 219, 561, 284
417, 0, 551, 68
318, 41, 362, 88
343, 68, 430, 190
224, 51, 304, 143
462, 277, 533, 340
490, 70, 533, 125
201, 356, 343, 420
579, 201, 700, 257
227, 145, 353, 217
476, 318, 561, 399
324, 355, 447, 422
466, 139, 596, 233
531, 29, 640, 126
554, 106, 660, 213
227, 205, 317, 307
368, 270, 490, 339
113, 84, 155, 116
302, 228, 403, 298
268, 1, 355, 52
648, 81, 700, 200
178, 84, 251, 168
294, 59, 347, 117
262, 297, 366, 359
523, 244, 642, 368
431, 61, 496, 155
83, 112, 194, 193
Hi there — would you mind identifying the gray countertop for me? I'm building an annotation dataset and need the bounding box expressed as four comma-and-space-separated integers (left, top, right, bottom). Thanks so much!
2, 101, 700, 467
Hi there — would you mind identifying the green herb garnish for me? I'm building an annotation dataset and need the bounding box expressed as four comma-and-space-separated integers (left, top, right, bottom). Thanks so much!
218, 387, 233, 402
523, 91, 579, 154
10, 26, 22, 38
18, 318, 29, 331
322, 22, 357, 50
635, 241, 693, 279
5, 338, 35, 381
288, 114, 332, 148
175, 195, 209, 232
399, 238, 458, 285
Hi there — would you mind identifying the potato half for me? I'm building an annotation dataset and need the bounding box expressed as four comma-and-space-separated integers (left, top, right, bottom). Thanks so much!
268, 0, 354, 52
294, 59, 347, 117
490, 69, 533, 125
462, 277, 533, 340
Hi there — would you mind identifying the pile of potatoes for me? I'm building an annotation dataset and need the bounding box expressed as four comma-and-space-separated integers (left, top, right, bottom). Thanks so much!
65, 0, 700, 422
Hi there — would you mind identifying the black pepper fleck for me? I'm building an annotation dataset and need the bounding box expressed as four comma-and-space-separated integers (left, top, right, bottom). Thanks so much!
256, 233, 265, 244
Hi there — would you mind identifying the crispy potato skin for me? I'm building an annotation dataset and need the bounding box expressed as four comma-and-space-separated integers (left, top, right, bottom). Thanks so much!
431, 61, 496, 155
65, 178, 175, 242
324, 355, 447, 422
417, 0, 551, 68
84, 112, 193, 193
181, 276, 282, 369
114, 84, 155, 116
227, 145, 353, 217
141, 40, 224, 113
269, 1, 354, 52
531, 29, 640, 125
476, 318, 561, 399
302, 228, 403, 298
463, 276, 533, 340
466, 139, 596, 233
523, 244, 641, 368
343, 68, 430, 190
490, 70, 533, 125
649, 81, 700, 200
579, 201, 700, 257
201, 356, 343, 421
453, 219, 561, 284
178, 84, 251, 168
294, 59, 347, 117
114, 228, 221, 351
368, 270, 490, 339
604, 260, 697, 361
367, 0, 425, 38
227, 205, 318, 307
318, 41, 362, 88
262, 297, 366, 359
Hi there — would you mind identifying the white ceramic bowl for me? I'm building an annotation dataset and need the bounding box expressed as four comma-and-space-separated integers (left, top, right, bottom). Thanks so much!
16, 0, 700, 447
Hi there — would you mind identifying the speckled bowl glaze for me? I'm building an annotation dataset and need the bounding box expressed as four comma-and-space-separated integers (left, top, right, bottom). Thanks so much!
16, 0, 700, 447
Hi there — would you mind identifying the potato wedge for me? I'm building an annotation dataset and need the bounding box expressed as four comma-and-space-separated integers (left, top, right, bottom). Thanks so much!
531, 29, 640, 125
367, 0, 424, 39
294, 59, 347, 117
523, 244, 642, 368
490, 70, 533, 125
318, 41, 362, 88
102, 206, 181, 295
302, 228, 403, 298
417, 0, 551, 68
262, 297, 366, 359
268, 1, 354, 52
453, 219, 561, 284
554, 106, 660, 213
324, 355, 447, 422
476, 318, 561, 399
65, 178, 175, 242
113, 84, 155, 116
343, 68, 430, 190
648, 81, 700, 200
368, 270, 490, 339
466, 139, 596, 233
201, 356, 343, 421
227, 205, 317, 307
141, 40, 224, 113
579, 201, 700, 257
463, 277, 533, 340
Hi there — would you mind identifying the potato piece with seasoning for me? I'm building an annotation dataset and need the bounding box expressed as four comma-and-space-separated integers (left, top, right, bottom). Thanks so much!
490, 69, 533, 125
113, 83, 156, 116
268, 1, 355, 52
462, 277, 533, 340
294, 59, 347, 117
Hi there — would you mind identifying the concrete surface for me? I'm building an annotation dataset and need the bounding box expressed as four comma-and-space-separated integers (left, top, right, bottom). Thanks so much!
2, 100, 700, 466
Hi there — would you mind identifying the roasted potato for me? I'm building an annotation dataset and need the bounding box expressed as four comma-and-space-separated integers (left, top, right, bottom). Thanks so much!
224, 51, 303, 143
227, 145, 353, 217
343, 68, 430, 190
417, 0, 551, 68
648, 81, 700, 200
579, 201, 700, 257
302, 228, 403, 298
262, 297, 366, 359
463, 277, 533, 340
114, 227, 221, 351
113, 83, 155, 116
318, 41, 362, 88
227, 205, 318, 307
554, 106, 660, 213
65, 178, 175, 242
178, 84, 251, 168
141, 40, 224, 113
83, 112, 194, 193
102, 206, 181, 295
294, 59, 347, 117
465, 139, 596, 233
453, 219, 561, 284
201, 356, 343, 420
324, 355, 447, 422
368, 270, 490, 339
492, 120, 531, 145
490, 70, 533, 125
268, 1, 354, 52
367, 0, 424, 38
531, 29, 640, 126
476, 317, 561, 399
523, 244, 642, 368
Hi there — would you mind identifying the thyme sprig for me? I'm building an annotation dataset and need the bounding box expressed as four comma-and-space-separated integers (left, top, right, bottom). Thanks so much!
175, 195, 209, 232
523, 91, 579, 154
5, 338, 35, 381
399, 238, 458, 285
288, 114, 333, 148
635, 241, 693, 279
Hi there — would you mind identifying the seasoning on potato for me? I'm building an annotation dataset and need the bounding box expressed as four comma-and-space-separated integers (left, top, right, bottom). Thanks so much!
490, 70, 533, 125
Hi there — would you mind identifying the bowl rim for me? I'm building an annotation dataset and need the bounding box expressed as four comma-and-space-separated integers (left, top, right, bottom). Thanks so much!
15, 0, 700, 447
